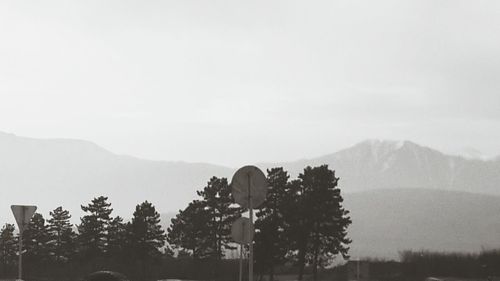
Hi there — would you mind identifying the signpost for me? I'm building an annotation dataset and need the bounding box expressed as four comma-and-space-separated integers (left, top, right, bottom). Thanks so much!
231, 166, 267, 209
231, 217, 254, 245
231, 166, 268, 281
231, 217, 254, 281
11, 205, 37, 281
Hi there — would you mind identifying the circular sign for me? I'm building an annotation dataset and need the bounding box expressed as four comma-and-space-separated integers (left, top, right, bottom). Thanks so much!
231, 217, 254, 245
231, 165, 268, 209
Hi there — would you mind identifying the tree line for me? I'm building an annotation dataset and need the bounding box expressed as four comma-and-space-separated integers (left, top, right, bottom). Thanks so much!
167, 165, 352, 281
0, 197, 167, 280
400, 249, 500, 279
0, 164, 352, 281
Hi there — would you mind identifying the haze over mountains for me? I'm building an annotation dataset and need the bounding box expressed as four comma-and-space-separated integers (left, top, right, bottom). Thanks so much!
1, 131, 499, 259
0, 131, 233, 222
264, 139, 500, 194
344, 188, 500, 258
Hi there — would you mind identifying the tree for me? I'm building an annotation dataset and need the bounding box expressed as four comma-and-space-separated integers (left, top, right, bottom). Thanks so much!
23, 213, 50, 264
128, 201, 166, 260
47, 207, 76, 263
196, 177, 241, 260
167, 200, 212, 259
128, 201, 166, 280
78, 196, 113, 259
286, 165, 351, 281
254, 167, 290, 281
0, 224, 17, 274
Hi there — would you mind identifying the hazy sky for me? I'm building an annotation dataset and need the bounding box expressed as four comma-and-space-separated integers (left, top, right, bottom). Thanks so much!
1, 0, 499, 166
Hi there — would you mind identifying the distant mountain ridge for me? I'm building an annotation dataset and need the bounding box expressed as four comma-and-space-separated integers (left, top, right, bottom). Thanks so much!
1, 132, 499, 221
0, 131, 233, 223
264, 139, 500, 194
2, 132, 500, 258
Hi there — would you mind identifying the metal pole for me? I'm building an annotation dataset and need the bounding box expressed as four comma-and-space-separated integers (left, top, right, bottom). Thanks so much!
239, 244, 243, 281
357, 258, 360, 281
248, 174, 253, 281
18, 207, 24, 281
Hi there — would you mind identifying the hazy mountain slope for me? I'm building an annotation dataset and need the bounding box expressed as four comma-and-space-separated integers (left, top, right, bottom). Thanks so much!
343, 188, 500, 259
159, 189, 500, 259
265, 140, 500, 195
2, 131, 500, 232
0, 132, 233, 222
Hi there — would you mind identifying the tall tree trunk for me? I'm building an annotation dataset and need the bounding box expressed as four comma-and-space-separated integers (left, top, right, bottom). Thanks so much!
212, 215, 218, 279
312, 226, 320, 281
297, 240, 306, 281
217, 214, 223, 259
312, 249, 319, 281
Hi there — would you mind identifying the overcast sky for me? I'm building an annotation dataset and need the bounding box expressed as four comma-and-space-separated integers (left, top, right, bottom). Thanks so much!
1, 0, 499, 166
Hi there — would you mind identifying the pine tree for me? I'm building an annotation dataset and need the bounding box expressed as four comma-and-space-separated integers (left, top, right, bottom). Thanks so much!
0, 224, 17, 274
197, 177, 241, 259
127, 201, 166, 280
287, 165, 352, 281
78, 196, 113, 258
167, 200, 212, 259
129, 201, 166, 260
283, 178, 309, 280
23, 213, 50, 264
254, 167, 290, 281
47, 206, 76, 263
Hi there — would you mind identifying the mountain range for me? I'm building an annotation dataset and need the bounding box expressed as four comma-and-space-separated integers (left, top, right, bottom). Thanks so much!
1, 131, 499, 259
263, 139, 500, 194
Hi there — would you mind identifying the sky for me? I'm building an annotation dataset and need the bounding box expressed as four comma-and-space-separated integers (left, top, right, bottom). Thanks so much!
1, 0, 499, 166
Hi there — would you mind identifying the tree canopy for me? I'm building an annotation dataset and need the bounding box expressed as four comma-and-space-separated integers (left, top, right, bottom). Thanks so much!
0, 165, 351, 281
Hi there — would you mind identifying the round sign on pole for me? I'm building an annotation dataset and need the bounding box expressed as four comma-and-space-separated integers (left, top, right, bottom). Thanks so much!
231, 217, 254, 245
231, 165, 268, 209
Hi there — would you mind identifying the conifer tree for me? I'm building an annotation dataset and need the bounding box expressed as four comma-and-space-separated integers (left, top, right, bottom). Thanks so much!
129, 201, 166, 260
0, 224, 17, 272
47, 206, 76, 263
23, 213, 50, 264
197, 177, 241, 259
167, 200, 212, 259
254, 167, 290, 281
286, 165, 351, 281
127, 201, 166, 280
78, 196, 113, 258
